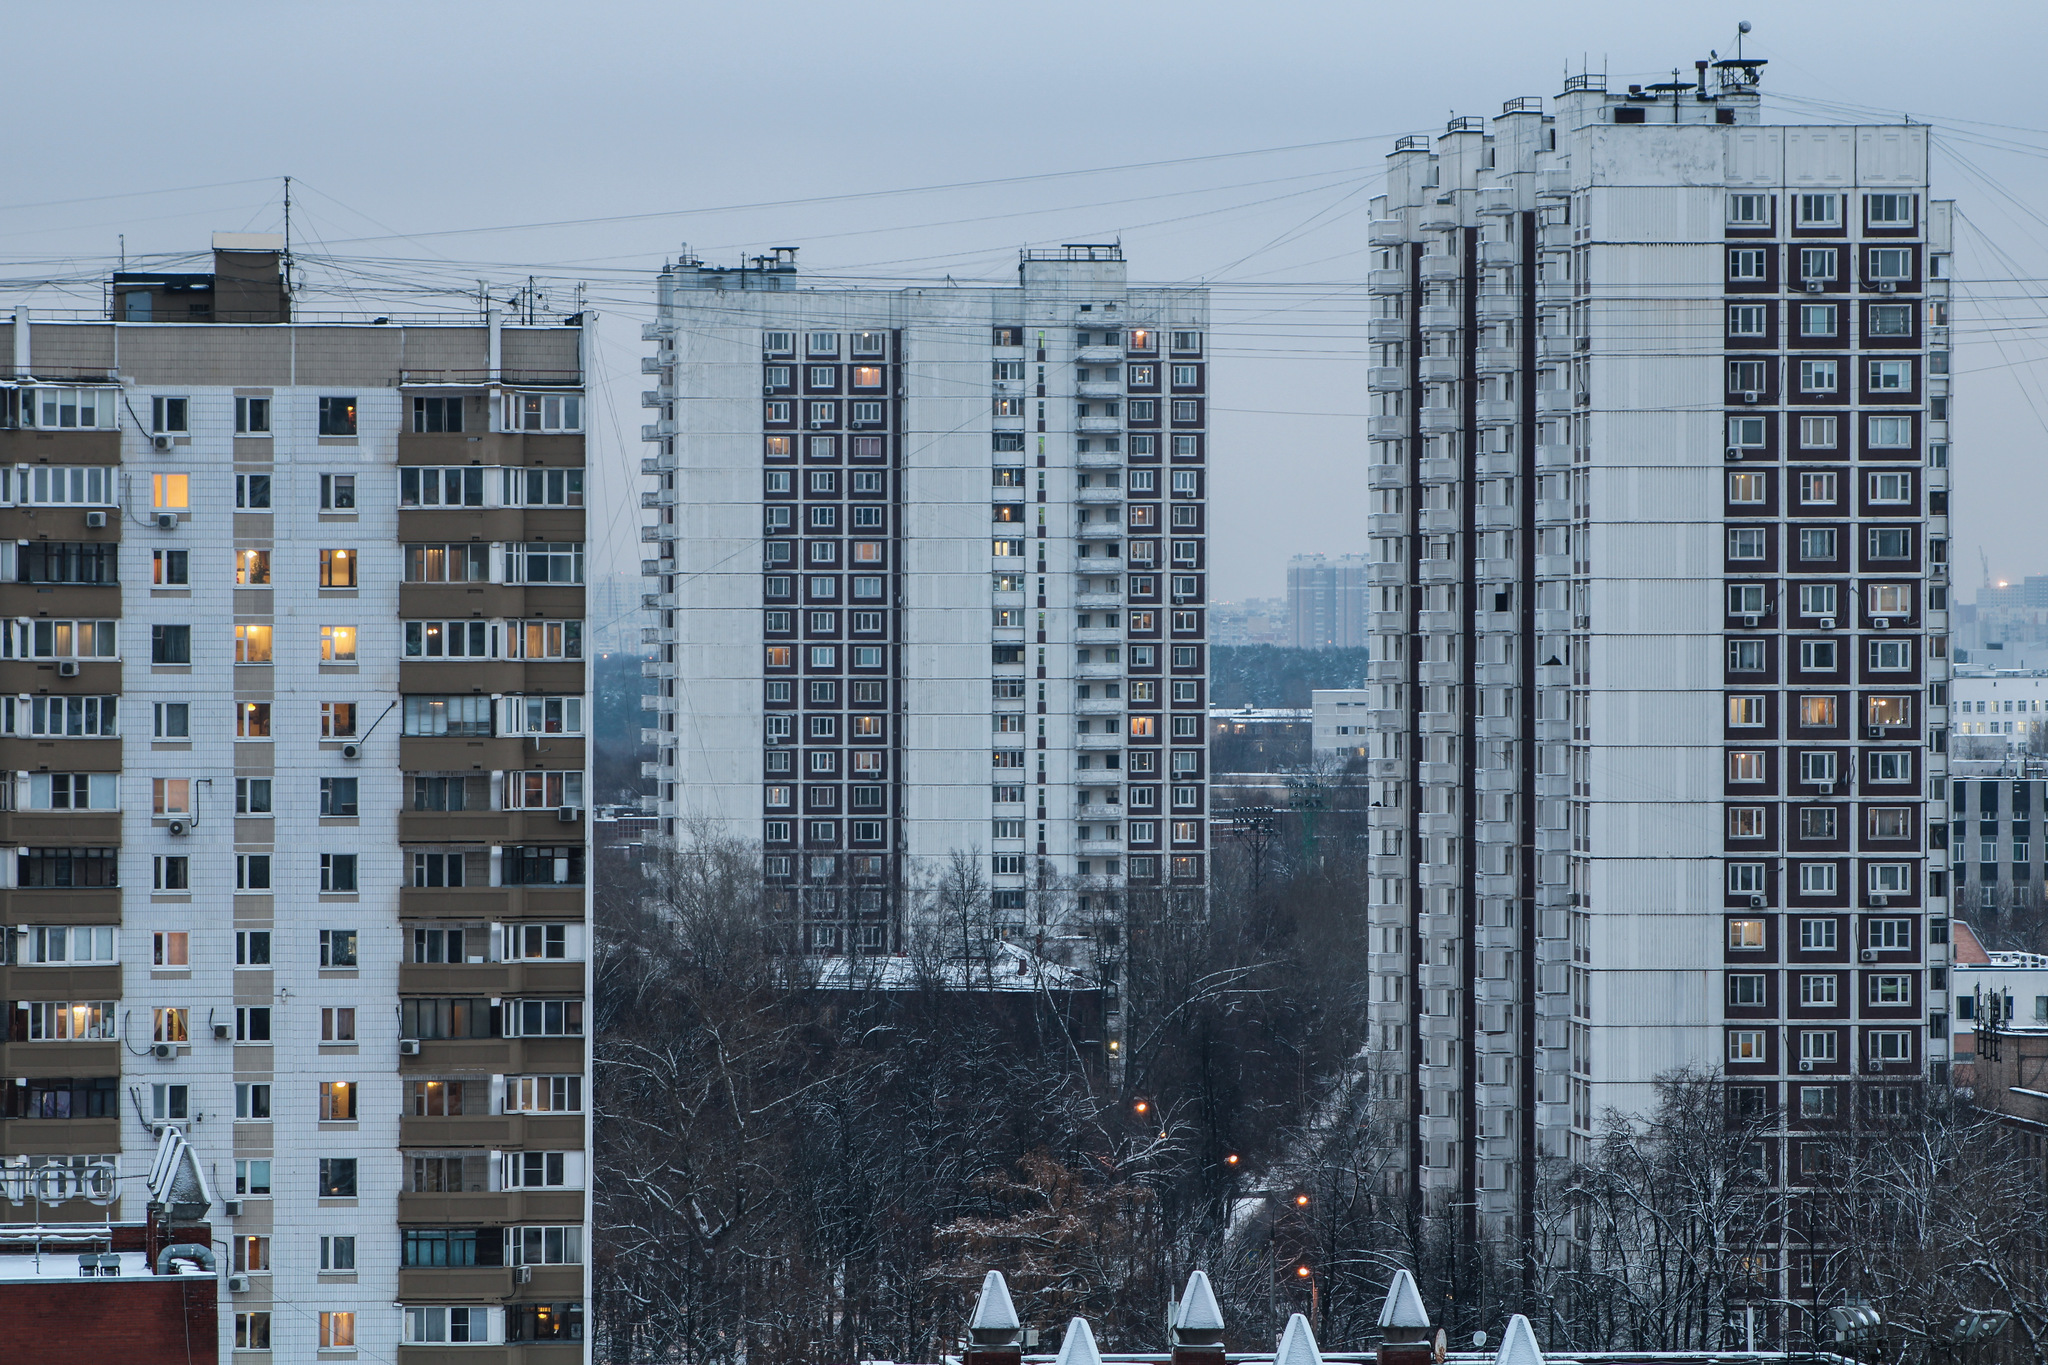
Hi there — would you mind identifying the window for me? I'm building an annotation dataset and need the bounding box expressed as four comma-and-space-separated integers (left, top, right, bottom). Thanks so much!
1868, 751, 1910, 783
320, 702, 356, 738
510, 1226, 585, 1266
1727, 304, 1768, 337
1728, 584, 1765, 615
1728, 974, 1767, 1007
318, 1312, 356, 1349
318, 1158, 358, 1198
1867, 527, 1912, 560
235, 1313, 272, 1351
1728, 639, 1765, 672
322, 1008, 355, 1042
320, 853, 358, 893
1796, 193, 1840, 227
318, 927, 357, 968
1728, 863, 1765, 894
505, 1074, 585, 1110
1800, 640, 1837, 672
1799, 752, 1836, 784
1800, 247, 1838, 280
506, 1303, 584, 1343
1728, 1030, 1766, 1062
503, 1151, 580, 1190
236, 1006, 271, 1042
1867, 415, 1914, 449
1798, 359, 1837, 393
28, 773, 116, 810
152, 855, 189, 890
404, 543, 491, 583
1868, 359, 1912, 392
1868, 303, 1914, 336
22, 386, 116, 430
150, 623, 189, 663
150, 396, 189, 434
1866, 193, 1913, 226
1799, 918, 1838, 951
235, 396, 271, 434
505, 392, 582, 432
1799, 528, 1836, 562
1868, 247, 1913, 281
1800, 1085, 1837, 1120
152, 548, 187, 586
234, 1083, 271, 1119
1799, 414, 1837, 447
23, 925, 117, 965
1728, 918, 1765, 949
1869, 639, 1912, 672
17, 1001, 116, 1040
231, 1234, 271, 1274
501, 695, 583, 735
236, 854, 271, 890
235, 473, 271, 509
1727, 415, 1768, 449
1798, 584, 1837, 617
1728, 248, 1767, 281
1726, 528, 1765, 561
410, 394, 465, 432
1727, 194, 1769, 226
8, 695, 119, 739
1868, 918, 1911, 949
505, 542, 584, 584
1728, 750, 1766, 783
1800, 303, 1838, 337
152, 1083, 189, 1120
17, 847, 119, 888
235, 549, 270, 586
1799, 863, 1837, 894
319, 625, 357, 662
317, 396, 358, 436
1727, 471, 1765, 504
316, 1079, 357, 1121
1867, 694, 1910, 726
1800, 1030, 1837, 1063
1868, 472, 1912, 505
406, 1307, 492, 1345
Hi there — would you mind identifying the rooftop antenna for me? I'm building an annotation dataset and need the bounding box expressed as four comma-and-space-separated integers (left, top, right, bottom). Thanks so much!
281, 176, 295, 310
1736, 20, 1751, 63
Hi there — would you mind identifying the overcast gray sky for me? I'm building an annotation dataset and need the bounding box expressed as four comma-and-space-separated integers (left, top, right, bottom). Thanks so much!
9, 0, 2048, 602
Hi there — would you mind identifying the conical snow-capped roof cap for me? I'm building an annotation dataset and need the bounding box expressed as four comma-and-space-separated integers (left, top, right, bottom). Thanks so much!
971, 1271, 1022, 1334
1054, 1317, 1103, 1365
1174, 1270, 1226, 1336
1275, 1313, 1324, 1365
1377, 1269, 1431, 1331
1494, 1315, 1544, 1365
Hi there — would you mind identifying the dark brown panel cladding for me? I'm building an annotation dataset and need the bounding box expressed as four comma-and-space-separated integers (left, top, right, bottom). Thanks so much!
0, 432, 121, 464
397, 432, 586, 468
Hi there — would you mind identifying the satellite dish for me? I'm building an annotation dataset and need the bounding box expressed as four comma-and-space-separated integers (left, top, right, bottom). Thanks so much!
1739, 20, 1753, 33
1473, 1333, 1488, 1349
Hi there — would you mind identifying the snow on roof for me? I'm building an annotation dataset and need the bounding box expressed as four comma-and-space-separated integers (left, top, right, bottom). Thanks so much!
1055, 1317, 1103, 1365
1378, 1268, 1431, 1330
1174, 1270, 1225, 1332
1494, 1315, 1545, 1365
972, 1271, 1021, 1332
1275, 1313, 1324, 1365
0, 1251, 157, 1283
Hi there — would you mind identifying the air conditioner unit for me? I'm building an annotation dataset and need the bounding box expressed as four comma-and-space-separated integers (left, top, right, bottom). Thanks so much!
1805, 281, 1825, 293
1932, 564, 1948, 580
1874, 617, 1891, 630
513, 1266, 533, 1285
55, 661, 79, 678
763, 385, 778, 395
399, 1038, 421, 1056
152, 1043, 174, 1059
83, 511, 105, 528
1820, 616, 1835, 630
151, 435, 172, 452
1742, 614, 1759, 628
155, 512, 176, 530
227, 1275, 250, 1293
1869, 1059, 1885, 1073
1872, 894, 1889, 907
1726, 447, 1744, 461
212, 1023, 230, 1041
166, 819, 188, 837
222, 1200, 243, 1217
1860, 948, 1878, 962
1878, 281, 1897, 293
1869, 726, 1883, 738
809, 420, 829, 429
1742, 390, 1760, 404
1749, 894, 1766, 909
340, 743, 361, 760
1799, 1059, 1815, 1072
1819, 783, 1834, 795
556, 806, 582, 824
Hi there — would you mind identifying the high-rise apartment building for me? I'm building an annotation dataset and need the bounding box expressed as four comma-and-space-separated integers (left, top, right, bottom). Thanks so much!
0, 237, 592, 1360
1364, 67, 1952, 1259
1286, 553, 1371, 649
642, 247, 1211, 947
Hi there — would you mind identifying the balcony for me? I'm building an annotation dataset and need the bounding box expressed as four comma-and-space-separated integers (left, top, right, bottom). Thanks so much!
1076, 415, 1122, 433
1367, 366, 1407, 392
1074, 486, 1123, 504
1420, 202, 1461, 232
1076, 380, 1122, 399
1537, 332, 1574, 361
1419, 305, 1460, 333
1479, 240, 1520, 268
1540, 221, 1573, 250
1538, 279, 1573, 305
1475, 398, 1518, 425
1418, 405, 1460, 433
1367, 317, 1408, 343
1475, 504, 1516, 531
1368, 219, 1406, 245
1475, 346, 1518, 373
1419, 255, 1461, 282
1075, 345, 1124, 364
1367, 269, 1408, 296
1535, 389, 1574, 416
1418, 355, 1460, 382
1535, 442, 1573, 469
1476, 293, 1521, 321
1476, 188, 1516, 216
1367, 415, 1407, 440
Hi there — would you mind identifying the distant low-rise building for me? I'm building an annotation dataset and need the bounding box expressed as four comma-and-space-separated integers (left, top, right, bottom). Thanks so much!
1312, 687, 1372, 760
1952, 670, 2048, 747
1950, 920, 2048, 1067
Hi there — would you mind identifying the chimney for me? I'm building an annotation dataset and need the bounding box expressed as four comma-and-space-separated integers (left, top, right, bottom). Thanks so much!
965, 1271, 1025, 1365
1376, 1269, 1432, 1365
1170, 1270, 1227, 1365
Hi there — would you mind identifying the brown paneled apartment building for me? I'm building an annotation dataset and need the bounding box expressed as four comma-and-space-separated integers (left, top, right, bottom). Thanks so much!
0, 236, 591, 1361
